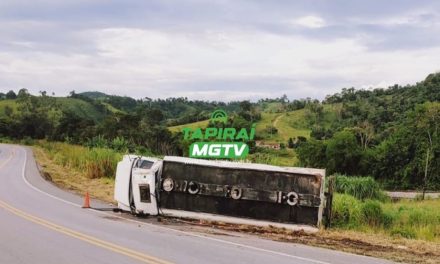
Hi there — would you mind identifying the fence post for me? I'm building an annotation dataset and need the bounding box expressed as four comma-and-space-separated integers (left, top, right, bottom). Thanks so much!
324, 176, 335, 228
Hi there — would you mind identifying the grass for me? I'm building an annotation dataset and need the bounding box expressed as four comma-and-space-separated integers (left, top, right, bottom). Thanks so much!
275, 109, 311, 141
0, 99, 18, 116
167, 107, 317, 145
168, 119, 210, 133
247, 148, 299, 166
0, 97, 107, 122
54, 97, 105, 122
33, 145, 116, 203
255, 110, 311, 144
102, 102, 125, 114
332, 193, 440, 242
35, 141, 122, 179
255, 112, 283, 142
334, 174, 388, 201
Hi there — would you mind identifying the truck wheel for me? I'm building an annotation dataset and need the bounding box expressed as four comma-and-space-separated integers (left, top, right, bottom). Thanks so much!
188, 181, 200, 194
162, 178, 174, 192
231, 187, 242, 200
286, 191, 299, 206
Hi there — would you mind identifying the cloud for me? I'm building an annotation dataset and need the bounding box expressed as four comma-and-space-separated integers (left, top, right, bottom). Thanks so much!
0, 0, 440, 101
293, 16, 326, 28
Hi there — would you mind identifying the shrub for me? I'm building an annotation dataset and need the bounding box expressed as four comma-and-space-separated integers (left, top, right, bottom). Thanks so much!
332, 193, 362, 228
85, 135, 108, 148
361, 200, 384, 226
21, 136, 34, 145
334, 174, 387, 201
111, 136, 129, 152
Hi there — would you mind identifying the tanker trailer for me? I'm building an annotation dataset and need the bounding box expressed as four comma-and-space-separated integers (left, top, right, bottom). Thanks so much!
114, 155, 326, 227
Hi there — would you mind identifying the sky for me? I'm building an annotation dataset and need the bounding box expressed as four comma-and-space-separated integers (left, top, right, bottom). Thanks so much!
1, 0, 440, 101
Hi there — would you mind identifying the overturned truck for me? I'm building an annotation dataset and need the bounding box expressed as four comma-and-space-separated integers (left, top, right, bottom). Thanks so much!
114, 156, 328, 227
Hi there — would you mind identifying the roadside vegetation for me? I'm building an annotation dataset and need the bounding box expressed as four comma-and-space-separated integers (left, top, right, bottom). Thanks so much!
35, 141, 122, 179
30, 144, 440, 263
25, 140, 440, 244
28, 140, 123, 202
331, 175, 440, 243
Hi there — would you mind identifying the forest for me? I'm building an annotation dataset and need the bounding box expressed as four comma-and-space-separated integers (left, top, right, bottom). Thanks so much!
0, 73, 439, 190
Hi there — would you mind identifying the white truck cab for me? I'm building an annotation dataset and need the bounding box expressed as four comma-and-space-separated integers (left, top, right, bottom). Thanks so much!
114, 155, 161, 215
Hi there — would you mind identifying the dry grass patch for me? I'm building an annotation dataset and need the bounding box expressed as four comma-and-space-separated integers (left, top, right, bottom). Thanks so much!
33, 146, 115, 203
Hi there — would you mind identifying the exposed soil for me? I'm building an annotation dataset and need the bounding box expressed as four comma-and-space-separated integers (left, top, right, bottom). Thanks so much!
165, 218, 440, 264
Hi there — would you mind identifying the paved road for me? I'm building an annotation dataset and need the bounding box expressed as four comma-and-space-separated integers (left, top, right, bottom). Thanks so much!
0, 144, 393, 264
386, 191, 440, 199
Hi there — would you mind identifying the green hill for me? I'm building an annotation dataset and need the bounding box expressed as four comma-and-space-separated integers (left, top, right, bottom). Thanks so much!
0, 100, 18, 116
0, 97, 107, 122
78, 91, 109, 100
54, 97, 106, 121
167, 106, 340, 144
168, 119, 210, 133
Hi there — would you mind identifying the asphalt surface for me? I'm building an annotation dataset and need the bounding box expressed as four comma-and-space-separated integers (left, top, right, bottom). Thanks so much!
0, 144, 394, 264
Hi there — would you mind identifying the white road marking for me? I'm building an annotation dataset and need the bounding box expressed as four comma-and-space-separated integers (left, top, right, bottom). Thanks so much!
18, 146, 332, 264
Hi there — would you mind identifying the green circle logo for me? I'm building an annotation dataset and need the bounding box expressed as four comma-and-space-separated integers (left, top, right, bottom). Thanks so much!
210, 109, 228, 124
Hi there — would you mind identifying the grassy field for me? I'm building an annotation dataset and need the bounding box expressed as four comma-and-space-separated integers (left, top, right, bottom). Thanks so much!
55, 97, 106, 121
102, 102, 125, 114
275, 109, 311, 141
0, 99, 18, 116
333, 193, 440, 242
0, 97, 107, 122
332, 175, 440, 243
169, 109, 313, 144
255, 112, 283, 142
168, 119, 210, 133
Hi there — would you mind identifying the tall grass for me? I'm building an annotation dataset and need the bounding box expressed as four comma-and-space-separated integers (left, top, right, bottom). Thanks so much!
331, 174, 440, 241
37, 141, 122, 179
334, 174, 387, 201
332, 193, 440, 241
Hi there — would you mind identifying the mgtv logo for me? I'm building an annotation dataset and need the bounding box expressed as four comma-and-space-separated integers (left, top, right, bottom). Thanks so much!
182, 110, 255, 159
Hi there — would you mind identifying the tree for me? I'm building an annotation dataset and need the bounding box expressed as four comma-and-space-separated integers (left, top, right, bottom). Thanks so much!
352, 121, 375, 150
414, 103, 440, 198
326, 130, 363, 175
296, 139, 327, 168
17, 88, 29, 99
4, 106, 13, 117
6, 90, 16, 99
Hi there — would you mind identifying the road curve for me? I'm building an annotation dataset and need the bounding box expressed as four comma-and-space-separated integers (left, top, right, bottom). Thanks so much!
0, 144, 393, 264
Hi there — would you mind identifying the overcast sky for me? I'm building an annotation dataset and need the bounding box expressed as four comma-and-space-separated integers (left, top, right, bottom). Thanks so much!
1, 0, 440, 101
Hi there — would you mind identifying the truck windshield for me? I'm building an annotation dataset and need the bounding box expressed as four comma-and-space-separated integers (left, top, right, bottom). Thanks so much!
136, 160, 154, 169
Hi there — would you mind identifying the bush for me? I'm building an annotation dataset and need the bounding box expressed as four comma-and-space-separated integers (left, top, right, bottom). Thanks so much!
334, 174, 387, 201
111, 136, 129, 152
332, 193, 362, 228
361, 200, 385, 226
85, 135, 108, 148
21, 136, 34, 145
333, 194, 393, 229
331, 185, 440, 241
